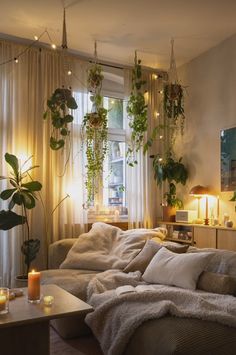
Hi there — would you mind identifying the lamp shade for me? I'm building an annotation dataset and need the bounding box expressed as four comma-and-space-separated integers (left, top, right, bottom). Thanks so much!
189, 185, 209, 196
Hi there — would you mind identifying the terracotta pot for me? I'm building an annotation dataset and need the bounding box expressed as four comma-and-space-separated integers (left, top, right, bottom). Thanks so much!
162, 206, 176, 222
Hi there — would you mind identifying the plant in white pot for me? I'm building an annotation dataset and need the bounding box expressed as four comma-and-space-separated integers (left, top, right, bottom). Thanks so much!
0, 153, 42, 282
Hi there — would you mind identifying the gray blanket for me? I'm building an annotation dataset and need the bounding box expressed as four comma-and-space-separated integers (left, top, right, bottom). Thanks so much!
85, 270, 236, 355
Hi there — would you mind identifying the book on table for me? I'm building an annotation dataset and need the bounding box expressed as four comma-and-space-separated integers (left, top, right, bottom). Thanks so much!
116, 284, 155, 296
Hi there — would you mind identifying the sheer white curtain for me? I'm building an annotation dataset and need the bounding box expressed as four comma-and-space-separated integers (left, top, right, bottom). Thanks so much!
0, 40, 87, 286
124, 69, 162, 229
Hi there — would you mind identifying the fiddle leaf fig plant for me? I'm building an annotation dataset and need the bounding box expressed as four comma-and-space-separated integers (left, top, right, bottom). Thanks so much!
0, 153, 42, 275
126, 52, 147, 166
151, 151, 188, 208
82, 63, 108, 203
44, 88, 78, 150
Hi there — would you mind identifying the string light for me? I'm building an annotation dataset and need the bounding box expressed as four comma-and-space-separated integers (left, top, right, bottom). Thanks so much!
156, 112, 160, 117
0, 29, 57, 66
158, 157, 163, 162
159, 135, 163, 139
67, 70, 72, 76
158, 90, 163, 94
152, 74, 158, 80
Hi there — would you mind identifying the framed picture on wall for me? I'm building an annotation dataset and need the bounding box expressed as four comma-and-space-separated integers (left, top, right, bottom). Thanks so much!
221, 126, 236, 191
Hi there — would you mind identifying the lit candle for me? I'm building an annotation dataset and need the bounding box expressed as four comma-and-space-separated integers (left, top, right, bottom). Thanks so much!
0, 288, 9, 314
28, 270, 41, 302
43, 295, 54, 306
0, 294, 6, 311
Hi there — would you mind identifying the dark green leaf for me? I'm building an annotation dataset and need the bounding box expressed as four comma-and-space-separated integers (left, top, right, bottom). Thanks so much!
64, 114, 73, 123
21, 181, 42, 192
0, 210, 26, 230
21, 238, 40, 269
5, 153, 19, 177
67, 97, 78, 109
0, 188, 17, 200
13, 192, 24, 205
21, 192, 36, 209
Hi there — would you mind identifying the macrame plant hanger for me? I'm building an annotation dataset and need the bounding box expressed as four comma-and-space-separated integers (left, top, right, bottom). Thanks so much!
61, 7, 72, 89
168, 38, 178, 85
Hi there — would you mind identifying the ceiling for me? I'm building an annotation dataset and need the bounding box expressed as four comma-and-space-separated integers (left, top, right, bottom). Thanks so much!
1, 0, 236, 70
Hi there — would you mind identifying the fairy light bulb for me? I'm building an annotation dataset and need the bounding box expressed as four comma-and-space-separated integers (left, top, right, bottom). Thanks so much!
158, 157, 163, 162
14, 57, 19, 63
67, 70, 72, 76
159, 135, 163, 139
152, 74, 158, 80
51, 43, 57, 50
156, 112, 160, 117
34, 35, 38, 41
158, 90, 163, 94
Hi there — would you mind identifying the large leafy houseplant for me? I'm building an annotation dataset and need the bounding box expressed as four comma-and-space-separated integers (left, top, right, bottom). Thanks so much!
82, 63, 108, 203
126, 52, 147, 166
0, 153, 42, 276
44, 88, 78, 150
152, 151, 188, 208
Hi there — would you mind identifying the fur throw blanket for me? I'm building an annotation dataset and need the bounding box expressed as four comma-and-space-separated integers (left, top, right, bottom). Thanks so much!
60, 222, 166, 271
85, 270, 236, 355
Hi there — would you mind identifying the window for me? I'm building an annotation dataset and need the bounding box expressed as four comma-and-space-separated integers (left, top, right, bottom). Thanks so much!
73, 93, 128, 221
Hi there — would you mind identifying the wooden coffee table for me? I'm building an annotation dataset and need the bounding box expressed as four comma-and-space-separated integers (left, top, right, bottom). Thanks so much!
0, 284, 93, 355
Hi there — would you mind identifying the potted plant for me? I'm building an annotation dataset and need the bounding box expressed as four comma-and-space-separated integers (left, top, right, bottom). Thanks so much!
43, 87, 78, 150
0, 153, 42, 282
126, 51, 147, 166
230, 190, 236, 212
82, 62, 108, 203
151, 151, 188, 221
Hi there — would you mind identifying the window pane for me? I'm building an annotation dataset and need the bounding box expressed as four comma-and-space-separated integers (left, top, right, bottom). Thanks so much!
105, 97, 124, 129
103, 141, 127, 214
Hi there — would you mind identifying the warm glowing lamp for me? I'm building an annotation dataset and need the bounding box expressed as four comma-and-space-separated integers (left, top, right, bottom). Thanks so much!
189, 185, 210, 225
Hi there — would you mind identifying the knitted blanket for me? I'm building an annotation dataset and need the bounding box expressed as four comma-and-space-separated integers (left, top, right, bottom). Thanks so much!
85, 270, 236, 355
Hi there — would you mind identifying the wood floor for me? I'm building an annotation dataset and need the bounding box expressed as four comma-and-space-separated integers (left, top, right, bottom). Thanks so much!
50, 327, 103, 355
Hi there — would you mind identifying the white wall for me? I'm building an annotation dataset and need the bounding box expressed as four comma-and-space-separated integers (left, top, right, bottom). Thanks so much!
176, 34, 236, 225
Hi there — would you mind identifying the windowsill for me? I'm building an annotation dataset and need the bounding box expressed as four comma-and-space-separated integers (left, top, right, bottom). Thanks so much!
88, 221, 128, 230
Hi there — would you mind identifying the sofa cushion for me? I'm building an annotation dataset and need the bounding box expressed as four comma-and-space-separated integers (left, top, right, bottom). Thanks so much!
197, 271, 236, 295
60, 222, 166, 271
187, 247, 236, 277
142, 247, 212, 290
41, 269, 99, 300
124, 240, 189, 273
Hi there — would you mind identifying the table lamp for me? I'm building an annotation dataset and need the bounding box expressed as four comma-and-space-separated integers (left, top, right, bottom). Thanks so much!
189, 185, 210, 225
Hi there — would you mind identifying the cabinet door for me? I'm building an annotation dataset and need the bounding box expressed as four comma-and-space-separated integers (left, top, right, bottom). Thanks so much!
193, 227, 216, 248
217, 230, 236, 251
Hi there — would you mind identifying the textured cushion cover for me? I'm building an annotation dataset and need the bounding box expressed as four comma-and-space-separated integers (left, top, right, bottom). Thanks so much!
187, 247, 236, 277
124, 240, 189, 273
197, 271, 236, 295
142, 247, 212, 290
124, 316, 236, 355
123, 240, 162, 273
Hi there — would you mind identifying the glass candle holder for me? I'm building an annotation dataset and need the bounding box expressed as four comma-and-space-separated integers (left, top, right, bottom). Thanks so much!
43, 295, 54, 306
0, 287, 9, 314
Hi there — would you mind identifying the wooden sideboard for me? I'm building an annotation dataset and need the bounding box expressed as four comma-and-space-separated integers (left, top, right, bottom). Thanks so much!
157, 221, 236, 251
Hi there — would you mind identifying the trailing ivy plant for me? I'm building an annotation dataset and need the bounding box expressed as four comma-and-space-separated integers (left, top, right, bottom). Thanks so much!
126, 52, 147, 166
151, 150, 188, 208
0, 153, 42, 275
82, 63, 108, 203
44, 88, 78, 150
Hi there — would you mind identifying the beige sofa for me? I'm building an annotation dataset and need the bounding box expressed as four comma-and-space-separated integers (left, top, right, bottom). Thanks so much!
41, 227, 236, 354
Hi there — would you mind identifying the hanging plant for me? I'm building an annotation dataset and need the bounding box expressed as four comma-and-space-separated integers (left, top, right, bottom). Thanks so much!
163, 39, 185, 144
164, 83, 184, 120
44, 88, 78, 150
82, 55, 108, 203
126, 51, 147, 167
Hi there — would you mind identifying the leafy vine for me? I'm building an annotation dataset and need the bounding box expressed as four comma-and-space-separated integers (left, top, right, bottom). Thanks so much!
126, 52, 147, 166
82, 63, 108, 203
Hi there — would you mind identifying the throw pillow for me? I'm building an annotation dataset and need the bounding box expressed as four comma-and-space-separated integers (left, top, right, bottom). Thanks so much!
123, 240, 162, 273
142, 247, 212, 290
124, 240, 189, 273
197, 271, 236, 296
